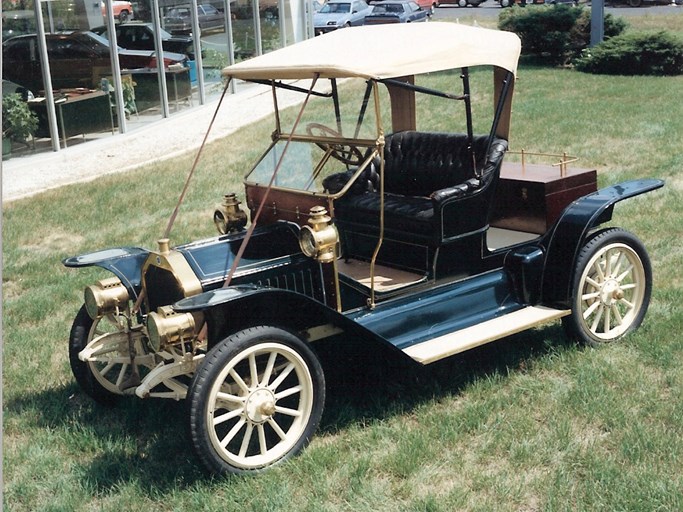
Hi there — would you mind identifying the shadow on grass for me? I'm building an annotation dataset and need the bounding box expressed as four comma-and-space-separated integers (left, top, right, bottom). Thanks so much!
314, 323, 577, 432
4, 323, 577, 491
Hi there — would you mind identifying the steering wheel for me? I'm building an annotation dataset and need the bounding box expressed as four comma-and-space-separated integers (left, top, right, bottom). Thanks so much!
305, 123, 364, 166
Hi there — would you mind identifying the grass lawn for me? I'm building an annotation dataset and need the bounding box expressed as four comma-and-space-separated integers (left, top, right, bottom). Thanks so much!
3, 13, 683, 512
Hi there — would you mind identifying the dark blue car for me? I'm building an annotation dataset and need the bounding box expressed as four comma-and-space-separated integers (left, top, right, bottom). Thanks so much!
63, 23, 663, 477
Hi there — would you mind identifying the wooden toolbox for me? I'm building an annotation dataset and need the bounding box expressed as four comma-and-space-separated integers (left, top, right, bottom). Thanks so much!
491, 161, 598, 234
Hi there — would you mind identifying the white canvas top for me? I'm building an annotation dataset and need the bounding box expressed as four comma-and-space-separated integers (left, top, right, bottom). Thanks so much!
222, 23, 521, 81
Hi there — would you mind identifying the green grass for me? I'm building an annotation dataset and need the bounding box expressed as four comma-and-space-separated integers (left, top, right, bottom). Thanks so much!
4, 19, 683, 512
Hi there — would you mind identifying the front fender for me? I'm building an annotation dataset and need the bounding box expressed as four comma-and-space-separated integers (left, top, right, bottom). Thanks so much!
174, 285, 408, 359
541, 178, 664, 306
62, 247, 149, 299
174, 286, 345, 344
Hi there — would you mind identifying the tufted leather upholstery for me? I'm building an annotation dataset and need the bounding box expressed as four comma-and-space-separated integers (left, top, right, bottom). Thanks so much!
334, 131, 508, 244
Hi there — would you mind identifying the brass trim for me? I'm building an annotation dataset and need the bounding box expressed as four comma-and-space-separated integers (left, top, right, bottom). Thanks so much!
507, 150, 579, 177
84, 276, 130, 319
141, 240, 203, 311
214, 193, 248, 234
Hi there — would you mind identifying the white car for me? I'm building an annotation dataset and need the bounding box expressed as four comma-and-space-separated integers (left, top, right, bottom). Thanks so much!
314, 0, 372, 35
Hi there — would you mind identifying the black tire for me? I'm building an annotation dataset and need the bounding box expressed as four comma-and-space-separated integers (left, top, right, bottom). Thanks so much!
118, 10, 130, 22
187, 326, 325, 475
562, 228, 652, 347
69, 305, 121, 405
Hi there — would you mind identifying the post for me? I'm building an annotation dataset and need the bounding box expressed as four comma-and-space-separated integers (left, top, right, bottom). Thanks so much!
104, 0, 127, 134
33, 0, 60, 152
590, 0, 605, 47
152, 0, 171, 118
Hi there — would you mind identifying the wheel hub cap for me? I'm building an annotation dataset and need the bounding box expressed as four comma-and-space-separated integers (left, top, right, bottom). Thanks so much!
600, 279, 622, 306
245, 388, 276, 423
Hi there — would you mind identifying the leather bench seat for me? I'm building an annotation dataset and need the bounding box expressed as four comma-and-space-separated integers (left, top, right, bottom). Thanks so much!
333, 131, 507, 244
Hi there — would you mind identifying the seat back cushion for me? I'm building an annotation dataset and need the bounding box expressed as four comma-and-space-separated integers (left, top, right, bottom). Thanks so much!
382, 132, 491, 197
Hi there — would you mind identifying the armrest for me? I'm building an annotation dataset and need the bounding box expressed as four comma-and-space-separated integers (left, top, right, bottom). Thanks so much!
430, 182, 470, 206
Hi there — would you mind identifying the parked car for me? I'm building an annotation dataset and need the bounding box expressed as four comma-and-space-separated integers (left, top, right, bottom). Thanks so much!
413, 0, 437, 14
499, 0, 543, 6
313, 0, 372, 34
101, 0, 134, 22
435, 0, 485, 6
364, 0, 430, 24
2, 31, 188, 93
163, 4, 225, 35
91, 22, 197, 59
63, 22, 663, 476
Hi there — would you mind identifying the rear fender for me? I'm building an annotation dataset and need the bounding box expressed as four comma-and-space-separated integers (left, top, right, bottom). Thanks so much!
62, 247, 149, 299
541, 179, 663, 306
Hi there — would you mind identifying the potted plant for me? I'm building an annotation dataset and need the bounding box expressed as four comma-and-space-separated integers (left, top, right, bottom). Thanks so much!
2, 93, 38, 158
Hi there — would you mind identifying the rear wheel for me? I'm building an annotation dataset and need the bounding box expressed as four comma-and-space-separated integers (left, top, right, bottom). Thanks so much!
187, 326, 325, 475
562, 228, 651, 347
118, 10, 130, 22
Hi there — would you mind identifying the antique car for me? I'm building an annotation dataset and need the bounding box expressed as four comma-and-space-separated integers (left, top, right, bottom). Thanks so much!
364, 0, 430, 24
64, 23, 663, 476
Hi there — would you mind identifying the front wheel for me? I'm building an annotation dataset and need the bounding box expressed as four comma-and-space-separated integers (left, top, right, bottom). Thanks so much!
69, 305, 154, 405
187, 326, 325, 475
562, 228, 652, 347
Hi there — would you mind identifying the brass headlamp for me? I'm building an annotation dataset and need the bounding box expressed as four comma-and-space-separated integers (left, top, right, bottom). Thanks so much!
214, 193, 247, 235
84, 276, 130, 319
299, 206, 338, 263
146, 305, 203, 352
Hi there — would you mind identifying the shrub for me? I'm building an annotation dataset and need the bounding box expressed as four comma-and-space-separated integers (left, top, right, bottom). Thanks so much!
2, 93, 38, 144
498, 5, 627, 65
574, 30, 683, 76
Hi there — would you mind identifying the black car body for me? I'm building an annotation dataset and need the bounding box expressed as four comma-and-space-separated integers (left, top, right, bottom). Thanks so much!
64, 23, 663, 477
3, 31, 188, 92
91, 22, 197, 59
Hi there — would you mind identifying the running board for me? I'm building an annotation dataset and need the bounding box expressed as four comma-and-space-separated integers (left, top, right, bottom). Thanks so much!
403, 306, 571, 365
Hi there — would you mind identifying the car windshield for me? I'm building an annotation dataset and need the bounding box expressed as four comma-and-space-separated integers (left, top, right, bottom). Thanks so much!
319, 3, 351, 13
245, 77, 385, 194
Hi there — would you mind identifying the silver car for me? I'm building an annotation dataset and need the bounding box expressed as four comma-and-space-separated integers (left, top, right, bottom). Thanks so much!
314, 0, 372, 35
